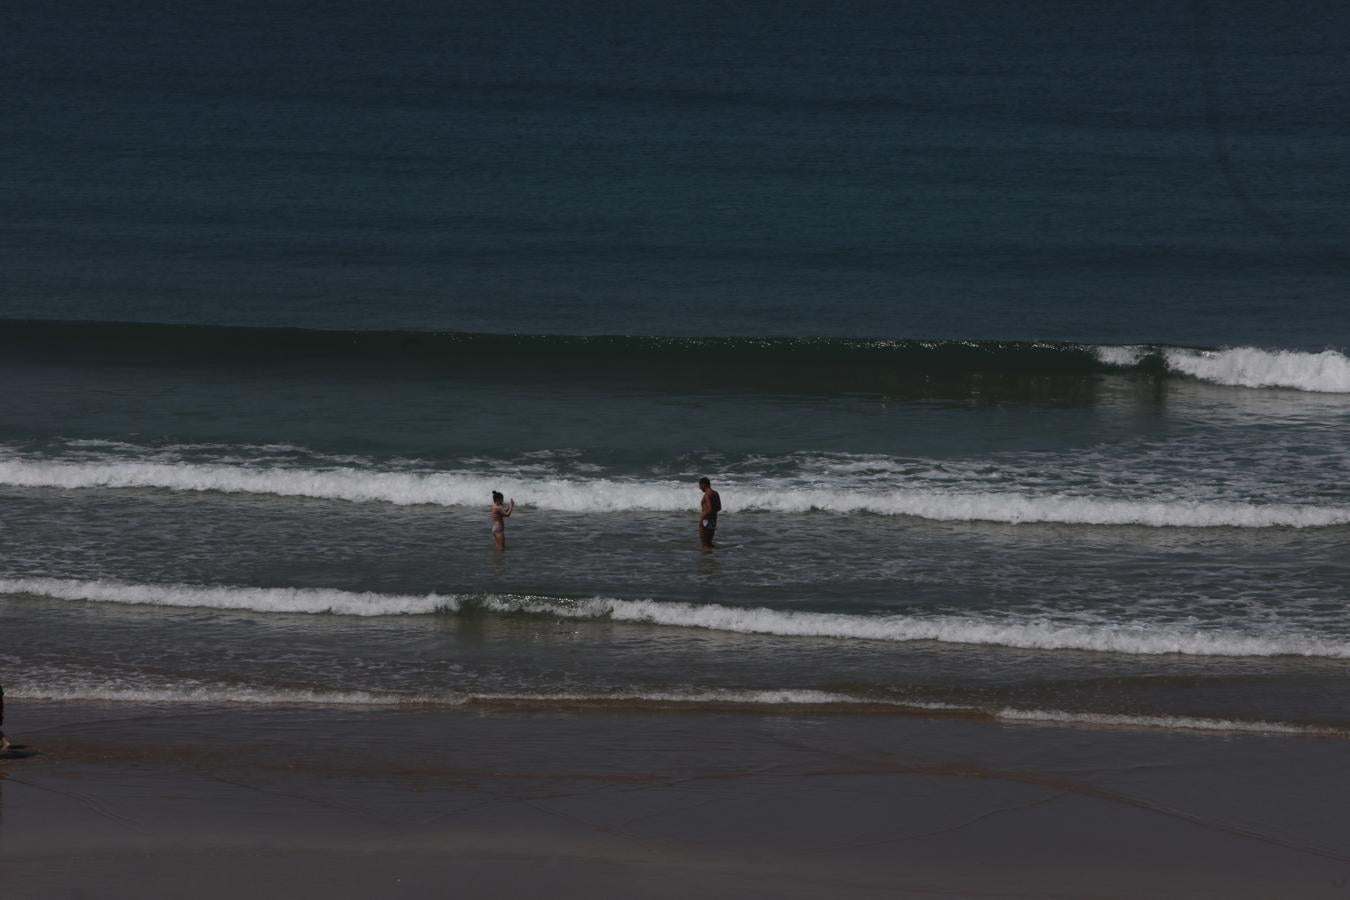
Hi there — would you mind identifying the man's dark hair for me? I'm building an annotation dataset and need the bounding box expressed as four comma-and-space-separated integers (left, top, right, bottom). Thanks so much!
698, 477, 710, 487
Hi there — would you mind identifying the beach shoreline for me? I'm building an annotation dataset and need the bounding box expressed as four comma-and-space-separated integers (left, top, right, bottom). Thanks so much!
3, 702, 1348, 899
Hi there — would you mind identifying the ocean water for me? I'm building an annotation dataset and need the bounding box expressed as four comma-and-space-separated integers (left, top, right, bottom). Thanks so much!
3, 1, 1349, 738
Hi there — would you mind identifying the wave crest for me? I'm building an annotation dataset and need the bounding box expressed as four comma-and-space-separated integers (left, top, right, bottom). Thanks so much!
1095, 345, 1350, 393
1165, 347, 1350, 393
5, 320, 1345, 393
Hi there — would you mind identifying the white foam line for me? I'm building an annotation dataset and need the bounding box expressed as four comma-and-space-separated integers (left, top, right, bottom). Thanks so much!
503, 596, 1350, 659
8, 577, 1350, 659
1, 458, 1346, 528
477, 689, 856, 706
0, 577, 455, 616
13, 684, 434, 707
995, 708, 1348, 737
6, 685, 863, 710
11, 685, 1344, 738
0, 459, 469, 505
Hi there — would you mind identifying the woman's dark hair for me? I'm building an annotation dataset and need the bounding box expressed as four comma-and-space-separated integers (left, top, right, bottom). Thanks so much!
492, 491, 504, 504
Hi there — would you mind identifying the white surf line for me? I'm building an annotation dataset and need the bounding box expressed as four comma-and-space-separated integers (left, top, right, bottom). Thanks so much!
8, 577, 1350, 659
1, 458, 1347, 527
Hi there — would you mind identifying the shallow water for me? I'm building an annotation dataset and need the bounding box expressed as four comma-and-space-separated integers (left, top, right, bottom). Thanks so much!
3, 1, 1349, 739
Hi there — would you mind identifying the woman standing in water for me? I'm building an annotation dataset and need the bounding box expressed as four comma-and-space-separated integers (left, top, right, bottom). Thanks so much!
1, 682, 10, 751
491, 491, 515, 550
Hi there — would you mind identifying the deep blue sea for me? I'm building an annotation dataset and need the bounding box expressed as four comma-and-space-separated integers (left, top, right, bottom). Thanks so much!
3, 1, 1349, 735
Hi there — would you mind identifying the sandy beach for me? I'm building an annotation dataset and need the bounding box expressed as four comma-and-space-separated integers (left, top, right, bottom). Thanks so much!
3, 702, 1348, 899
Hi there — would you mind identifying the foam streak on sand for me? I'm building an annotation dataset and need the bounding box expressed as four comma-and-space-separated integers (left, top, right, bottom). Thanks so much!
991, 707, 1347, 736
1, 458, 1346, 528
10, 682, 850, 710
10, 679, 1347, 738
6, 577, 1349, 659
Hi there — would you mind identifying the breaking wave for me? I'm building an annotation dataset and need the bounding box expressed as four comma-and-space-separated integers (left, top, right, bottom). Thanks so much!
5, 319, 1345, 394
1096, 345, 1350, 393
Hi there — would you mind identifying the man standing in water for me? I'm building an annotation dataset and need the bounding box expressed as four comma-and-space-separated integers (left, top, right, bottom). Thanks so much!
698, 477, 721, 549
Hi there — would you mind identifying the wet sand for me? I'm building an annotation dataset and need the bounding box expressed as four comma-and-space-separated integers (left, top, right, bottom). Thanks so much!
2, 703, 1348, 899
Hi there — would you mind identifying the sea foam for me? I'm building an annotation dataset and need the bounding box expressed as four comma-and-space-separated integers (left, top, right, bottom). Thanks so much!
6, 577, 1348, 659
504, 595, 1350, 658
0, 576, 453, 616
1163, 347, 1350, 392
1096, 344, 1350, 393
992, 707, 1346, 736
9, 680, 1344, 738
0, 458, 1344, 527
